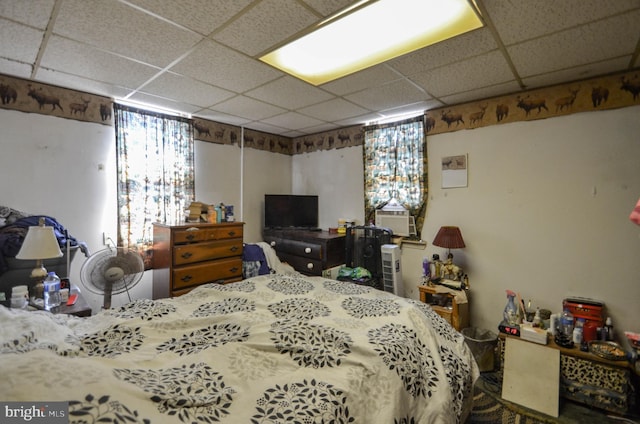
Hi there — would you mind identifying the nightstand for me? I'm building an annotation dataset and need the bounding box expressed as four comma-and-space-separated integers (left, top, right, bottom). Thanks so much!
55, 290, 92, 317
418, 284, 469, 331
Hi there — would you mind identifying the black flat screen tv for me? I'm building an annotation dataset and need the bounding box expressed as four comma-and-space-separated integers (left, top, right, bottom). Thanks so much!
264, 194, 319, 230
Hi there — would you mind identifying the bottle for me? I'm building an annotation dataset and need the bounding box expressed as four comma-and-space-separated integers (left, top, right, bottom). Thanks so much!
503, 290, 519, 326
560, 308, 574, 339
605, 317, 614, 341
532, 308, 541, 327
43, 271, 61, 311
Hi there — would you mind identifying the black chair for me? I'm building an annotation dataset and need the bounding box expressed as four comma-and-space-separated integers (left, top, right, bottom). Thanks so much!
341, 225, 392, 290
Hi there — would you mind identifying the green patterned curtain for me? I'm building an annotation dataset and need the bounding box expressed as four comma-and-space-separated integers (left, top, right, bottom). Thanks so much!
363, 115, 428, 236
114, 104, 194, 264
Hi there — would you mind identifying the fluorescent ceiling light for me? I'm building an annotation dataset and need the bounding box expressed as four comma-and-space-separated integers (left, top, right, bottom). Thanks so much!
260, 0, 483, 86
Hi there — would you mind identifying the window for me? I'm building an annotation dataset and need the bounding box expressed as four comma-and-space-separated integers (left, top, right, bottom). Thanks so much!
363, 115, 428, 235
114, 104, 194, 265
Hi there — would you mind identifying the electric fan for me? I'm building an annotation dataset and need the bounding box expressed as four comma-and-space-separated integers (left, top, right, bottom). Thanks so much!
80, 246, 145, 309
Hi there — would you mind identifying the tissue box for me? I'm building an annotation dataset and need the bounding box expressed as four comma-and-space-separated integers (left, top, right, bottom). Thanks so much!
520, 323, 548, 345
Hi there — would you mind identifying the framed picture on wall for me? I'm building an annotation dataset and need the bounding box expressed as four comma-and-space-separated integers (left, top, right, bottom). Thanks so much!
441, 154, 468, 188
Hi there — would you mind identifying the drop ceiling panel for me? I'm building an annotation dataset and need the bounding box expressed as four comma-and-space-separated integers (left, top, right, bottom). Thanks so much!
127, 92, 203, 115
54, 0, 201, 68
0, 0, 55, 29
126, 0, 254, 36
260, 111, 325, 131
245, 76, 334, 110
212, 0, 319, 56
170, 40, 282, 93
345, 79, 429, 111
298, 98, 370, 122
410, 51, 514, 98
140, 72, 235, 109
0, 19, 43, 64
483, 0, 640, 45
40, 36, 160, 90
212, 95, 287, 121
508, 11, 640, 78
35, 68, 133, 99
320, 64, 403, 96
301, 0, 356, 17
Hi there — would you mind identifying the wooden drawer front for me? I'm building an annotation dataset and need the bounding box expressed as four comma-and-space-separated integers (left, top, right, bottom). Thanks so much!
272, 239, 323, 259
173, 257, 242, 290
173, 225, 243, 244
173, 240, 242, 266
278, 252, 323, 275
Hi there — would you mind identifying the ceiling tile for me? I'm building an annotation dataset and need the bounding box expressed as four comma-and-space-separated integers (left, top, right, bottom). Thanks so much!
245, 76, 334, 110
40, 36, 160, 90
380, 100, 442, 119
126, 0, 253, 35
320, 64, 402, 96
35, 68, 133, 99
439, 81, 523, 106
298, 98, 370, 121
0, 19, 43, 64
345, 79, 429, 111
260, 111, 325, 131
195, 109, 252, 126
126, 92, 202, 115
54, 0, 202, 67
139, 72, 235, 108
0, 0, 55, 29
508, 11, 640, 78
301, 0, 354, 17
520, 57, 633, 90
484, 0, 640, 45
246, 121, 289, 135
0, 57, 32, 79
409, 51, 515, 98
211, 95, 286, 121
171, 40, 282, 93
298, 122, 342, 135
213, 0, 318, 56
389, 28, 498, 75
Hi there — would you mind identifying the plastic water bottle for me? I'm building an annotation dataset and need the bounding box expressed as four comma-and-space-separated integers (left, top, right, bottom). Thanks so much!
43, 271, 61, 310
560, 308, 574, 339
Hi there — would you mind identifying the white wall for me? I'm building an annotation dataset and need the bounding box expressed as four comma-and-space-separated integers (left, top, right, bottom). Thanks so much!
294, 106, 640, 336
292, 146, 365, 229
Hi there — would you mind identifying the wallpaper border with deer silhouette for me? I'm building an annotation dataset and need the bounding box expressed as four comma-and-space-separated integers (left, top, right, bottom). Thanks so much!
0, 73, 112, 126
1, 69, 638, 155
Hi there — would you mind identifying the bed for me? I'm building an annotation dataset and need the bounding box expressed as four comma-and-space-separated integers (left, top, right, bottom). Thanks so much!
0, 272, 479, 423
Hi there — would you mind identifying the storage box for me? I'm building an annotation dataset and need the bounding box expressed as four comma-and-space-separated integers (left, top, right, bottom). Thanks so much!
563, 297, 605, 327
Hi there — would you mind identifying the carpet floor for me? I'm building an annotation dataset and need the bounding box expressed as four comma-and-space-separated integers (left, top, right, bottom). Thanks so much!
468, 373, 639, 424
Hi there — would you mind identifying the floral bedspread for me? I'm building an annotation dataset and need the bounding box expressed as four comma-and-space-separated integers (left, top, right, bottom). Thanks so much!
0, 274, 478, 423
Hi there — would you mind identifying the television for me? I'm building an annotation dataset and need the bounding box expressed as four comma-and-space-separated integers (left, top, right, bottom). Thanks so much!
264, 194, 319, 230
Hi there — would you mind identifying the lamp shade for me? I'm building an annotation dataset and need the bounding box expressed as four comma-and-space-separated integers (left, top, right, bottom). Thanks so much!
15, 220, 63, 261
432, 226, 465, 249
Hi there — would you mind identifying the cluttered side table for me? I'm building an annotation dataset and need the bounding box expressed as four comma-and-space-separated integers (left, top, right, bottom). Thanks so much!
56, 289, 92, 317
418, 283, 469, 331
498, 333, 636, 415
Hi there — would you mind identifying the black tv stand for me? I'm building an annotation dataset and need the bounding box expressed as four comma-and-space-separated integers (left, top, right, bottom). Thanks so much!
263, 229, 345, 276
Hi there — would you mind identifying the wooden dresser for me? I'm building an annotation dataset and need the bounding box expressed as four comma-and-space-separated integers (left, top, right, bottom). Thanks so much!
263, 229, 345, 276
152, 222, 244, 298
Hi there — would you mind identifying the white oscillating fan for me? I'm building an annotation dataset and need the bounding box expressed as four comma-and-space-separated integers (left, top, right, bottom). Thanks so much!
80, 246, 144, 309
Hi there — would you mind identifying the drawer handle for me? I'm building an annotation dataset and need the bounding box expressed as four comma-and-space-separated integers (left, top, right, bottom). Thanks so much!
307, 263, 314, 270
230, 246, 239, 252
180, 275, 193, 282
270, 241, 276, 247
304, 247, 312, 254
181, 252, 193, 259
227, 231, 236, 237
186, 234, 196, 241
230, 267, 239, 273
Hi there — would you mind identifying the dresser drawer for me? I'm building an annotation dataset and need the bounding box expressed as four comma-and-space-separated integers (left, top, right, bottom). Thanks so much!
173, 224, 243, 244
173, 239, 242, 266
278, 252, 323, 275
173, 257, 243, 290
269, 238, 323, 259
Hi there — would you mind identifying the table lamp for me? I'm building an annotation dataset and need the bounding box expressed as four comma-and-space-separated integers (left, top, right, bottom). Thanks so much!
432, 226, 465, 259
16, 217, 63, 279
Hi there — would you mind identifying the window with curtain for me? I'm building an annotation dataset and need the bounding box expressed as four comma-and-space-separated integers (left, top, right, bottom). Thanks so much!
363, 115, 428, 235
114, 104, 195, 267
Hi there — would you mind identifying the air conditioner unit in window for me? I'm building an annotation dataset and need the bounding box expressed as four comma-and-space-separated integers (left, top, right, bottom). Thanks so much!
381, 244, 403, 297
375, 200, 416, 237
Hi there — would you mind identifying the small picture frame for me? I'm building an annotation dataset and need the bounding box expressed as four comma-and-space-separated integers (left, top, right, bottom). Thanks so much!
441, 154, 468, 188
